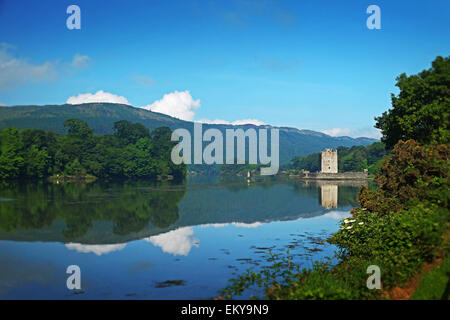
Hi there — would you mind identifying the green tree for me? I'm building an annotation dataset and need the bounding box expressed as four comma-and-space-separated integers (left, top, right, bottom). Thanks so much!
64, 118, 94, 139
113, 120, 150, 145
150, 126, 173, 158
24, 145, 51, 178
64, 158, 85, 176
375, 56, 450, 149
0, 120, 186, 181
358, 140, 449, 216
0, 127, 25, 179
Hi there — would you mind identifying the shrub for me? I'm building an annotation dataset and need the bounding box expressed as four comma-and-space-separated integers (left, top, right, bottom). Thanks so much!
329, 204, 447, 288
359, 140, 449, 216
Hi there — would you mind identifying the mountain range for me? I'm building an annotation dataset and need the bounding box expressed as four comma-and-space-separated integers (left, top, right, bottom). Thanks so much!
0, 103, 377, 165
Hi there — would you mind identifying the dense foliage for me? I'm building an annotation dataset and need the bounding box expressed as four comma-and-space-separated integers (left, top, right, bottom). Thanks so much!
358, 140, 449, 216
375, 56, 449, 149
287, 142, 388, 175
0, 119, 186, 180
328, 141, 449, 291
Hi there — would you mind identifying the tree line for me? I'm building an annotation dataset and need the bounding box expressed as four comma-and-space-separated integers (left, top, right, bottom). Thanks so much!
0, 119, 186, 180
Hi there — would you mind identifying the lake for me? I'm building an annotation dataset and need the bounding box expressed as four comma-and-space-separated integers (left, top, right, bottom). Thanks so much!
0, 177, 365, 299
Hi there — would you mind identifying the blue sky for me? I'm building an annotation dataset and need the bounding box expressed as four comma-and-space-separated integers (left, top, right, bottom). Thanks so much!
0, 0, 449, 138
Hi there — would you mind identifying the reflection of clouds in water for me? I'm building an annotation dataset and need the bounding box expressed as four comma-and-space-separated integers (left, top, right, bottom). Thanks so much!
322, 211, 352, 220
145, 227, 199, 256
202, 223, 228, 228
199, 222, 262, 229
232, 222, 262, 228
65, 243, 126, 256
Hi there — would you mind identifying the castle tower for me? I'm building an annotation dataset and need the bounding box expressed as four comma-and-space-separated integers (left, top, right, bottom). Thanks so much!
320, 149, 338, 173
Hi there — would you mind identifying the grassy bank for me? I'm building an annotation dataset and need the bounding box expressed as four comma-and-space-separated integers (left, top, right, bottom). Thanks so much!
412, 249, 450, 300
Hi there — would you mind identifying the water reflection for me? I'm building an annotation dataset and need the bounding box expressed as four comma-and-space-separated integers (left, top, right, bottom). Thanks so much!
145, 227, 199, 256
316, 181, 367, 209
0, 178, 368, 299
0, 180, 186, 243
320, 184, 338, 209
0, 179, 366, 246
65, 243, 127, 256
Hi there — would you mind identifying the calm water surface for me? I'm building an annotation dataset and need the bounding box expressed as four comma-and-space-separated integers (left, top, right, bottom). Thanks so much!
0, 177, 365, 299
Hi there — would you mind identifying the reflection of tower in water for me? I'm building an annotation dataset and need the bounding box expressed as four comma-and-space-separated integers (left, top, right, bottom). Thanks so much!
319, 184, 338, 209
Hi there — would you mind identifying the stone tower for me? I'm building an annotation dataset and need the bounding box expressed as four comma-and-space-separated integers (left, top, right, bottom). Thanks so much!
320, 148, 338, 173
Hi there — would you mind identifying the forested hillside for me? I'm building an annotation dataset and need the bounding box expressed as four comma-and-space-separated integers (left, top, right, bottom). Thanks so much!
0, 119, 186, 180
0, 103, 377, 165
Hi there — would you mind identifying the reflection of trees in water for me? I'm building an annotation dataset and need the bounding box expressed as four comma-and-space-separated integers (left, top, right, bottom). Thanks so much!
217, 179, 362, 208
219, 176, 283, 193
292, 182, 319, 197
0, 182, 58, 231
337, 185, 361, 207
0, 180, 186, 239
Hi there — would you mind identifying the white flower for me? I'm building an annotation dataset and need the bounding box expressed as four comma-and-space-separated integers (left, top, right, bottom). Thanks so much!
358, 222, 364, 225
344, 220, 351, 224
346, 226, 352, 230
350, 219, 356, 223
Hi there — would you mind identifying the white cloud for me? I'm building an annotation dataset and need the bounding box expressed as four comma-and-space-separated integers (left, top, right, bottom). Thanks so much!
141, 90, 200, 121
322, 126, 381, 139
350, 126, 382, 139
0, 44, 91, 90
198, 119, 230, 125
322, 128, 351, 137
139, 90, 261, 125
0, 102, 5, 106
145, 227, 199, 256
65, 243, 127, 256
199, 118, 266, 126
66, 90, 130, 105
232, 119, 266, 126
70, 54, 90, 69
0, 43, 58, 90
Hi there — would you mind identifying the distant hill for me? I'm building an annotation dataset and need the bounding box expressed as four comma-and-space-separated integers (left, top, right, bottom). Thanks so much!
0, 103, 377, 165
